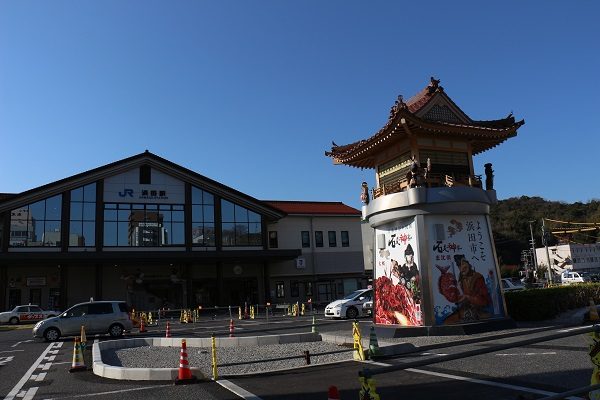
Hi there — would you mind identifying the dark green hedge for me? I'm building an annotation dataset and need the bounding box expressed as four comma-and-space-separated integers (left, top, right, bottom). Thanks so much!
504, 283, 600, 321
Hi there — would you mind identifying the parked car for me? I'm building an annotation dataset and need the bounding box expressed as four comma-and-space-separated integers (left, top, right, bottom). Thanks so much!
362, 299, 373, 316
0, 305, 61, 325
501, 278, 525, 292
560, 271, 585, 285
579, 272, 600, 283
33, 300, 132, 342
324, 288, 373, 319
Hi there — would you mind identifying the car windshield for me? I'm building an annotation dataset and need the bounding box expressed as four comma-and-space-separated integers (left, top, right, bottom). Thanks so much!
342, 290, 366, 300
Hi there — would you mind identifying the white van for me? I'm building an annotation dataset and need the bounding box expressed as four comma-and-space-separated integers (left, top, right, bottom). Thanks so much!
561, 271, 585, 285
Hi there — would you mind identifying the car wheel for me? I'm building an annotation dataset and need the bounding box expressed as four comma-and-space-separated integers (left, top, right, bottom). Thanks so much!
109, 324, 124, 338
44, 328, 60, 342
346, 307, 359, 319
9, 317, 19, 325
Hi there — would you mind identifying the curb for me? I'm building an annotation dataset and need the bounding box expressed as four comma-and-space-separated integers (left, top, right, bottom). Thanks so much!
93, 332, 321, 381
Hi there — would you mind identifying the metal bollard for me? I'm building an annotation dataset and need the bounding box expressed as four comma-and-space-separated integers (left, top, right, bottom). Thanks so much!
211, 333, 218, 381
303, 350, 311, 365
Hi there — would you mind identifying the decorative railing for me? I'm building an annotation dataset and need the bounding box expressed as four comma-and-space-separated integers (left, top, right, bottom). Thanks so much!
371, 173, 482, 200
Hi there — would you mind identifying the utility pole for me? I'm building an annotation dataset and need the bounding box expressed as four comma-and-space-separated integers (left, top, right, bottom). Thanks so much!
528, 220, 538, 274
542, 218, 553, 284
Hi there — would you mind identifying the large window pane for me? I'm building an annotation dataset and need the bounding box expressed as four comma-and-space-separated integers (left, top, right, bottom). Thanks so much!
192, 205, 202, 221
248, 211, 261, 223
220, 200, 262, 247
45, 195, 62, 220
172, 223, 184, 245
70, 203, 83, 219
118, 222, 129, 246
222, 201, 235, 222
82, 221, 95, 246
71, 187, 83, 202
83, 184, 96, 202
104, 222, 117, 246
204, 205, 214, 222
104, 209, 117, 221
29, 201, 45, 220
83, 203, 95, 220
172, 211, 184, 223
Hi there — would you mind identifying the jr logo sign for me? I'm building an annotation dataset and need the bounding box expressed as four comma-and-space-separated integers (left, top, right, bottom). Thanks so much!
118, 189, 134, 197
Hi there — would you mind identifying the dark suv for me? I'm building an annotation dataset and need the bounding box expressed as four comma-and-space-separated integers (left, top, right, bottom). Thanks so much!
32, 300, 133, 341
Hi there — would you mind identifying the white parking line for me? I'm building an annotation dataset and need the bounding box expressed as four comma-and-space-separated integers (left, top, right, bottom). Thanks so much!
0, 350, 24, 354
495, 352, 557, 356
11, 340, 33, 348
217, 379, 263, 400
405, 368, 582, 400
3, 342, 61, 400
362, 360, 581, 399
43, 385, 172, 399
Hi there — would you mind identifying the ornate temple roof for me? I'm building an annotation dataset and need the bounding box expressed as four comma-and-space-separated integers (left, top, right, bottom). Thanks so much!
325, 77, 524, 169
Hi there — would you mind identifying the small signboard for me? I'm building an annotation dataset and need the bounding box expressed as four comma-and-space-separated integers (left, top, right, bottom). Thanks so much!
26, 277, 46, 287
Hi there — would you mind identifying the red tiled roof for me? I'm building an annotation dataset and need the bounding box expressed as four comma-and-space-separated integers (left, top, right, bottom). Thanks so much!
325, 77, 524, 168
263, 201, 361, 216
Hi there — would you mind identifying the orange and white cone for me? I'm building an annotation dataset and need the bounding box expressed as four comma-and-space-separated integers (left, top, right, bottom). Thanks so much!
165, 321, 171, 338
175, 339, 197, 384
327, 385, 340, 400
229, 319, 234, 337
69, 337, 86, 372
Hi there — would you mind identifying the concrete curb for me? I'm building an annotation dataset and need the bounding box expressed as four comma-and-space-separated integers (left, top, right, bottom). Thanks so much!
93, 332, 321, 381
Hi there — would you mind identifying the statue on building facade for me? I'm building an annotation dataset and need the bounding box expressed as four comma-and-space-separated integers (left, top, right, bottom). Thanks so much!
361, 182, 370, 205
484, 163, 494, 190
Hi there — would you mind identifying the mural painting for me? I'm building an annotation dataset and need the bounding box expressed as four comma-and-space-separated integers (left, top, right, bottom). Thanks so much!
428, 215, 504, 325
374, 218, 423, 326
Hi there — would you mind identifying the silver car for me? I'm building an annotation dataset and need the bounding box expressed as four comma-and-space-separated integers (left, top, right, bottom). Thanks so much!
33, 300, 133, 341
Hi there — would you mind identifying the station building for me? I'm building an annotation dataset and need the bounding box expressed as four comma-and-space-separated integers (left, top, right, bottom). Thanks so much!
0, 152, 364, 311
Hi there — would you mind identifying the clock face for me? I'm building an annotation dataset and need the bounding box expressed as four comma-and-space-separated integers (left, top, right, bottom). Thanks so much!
233, 265, 243, 275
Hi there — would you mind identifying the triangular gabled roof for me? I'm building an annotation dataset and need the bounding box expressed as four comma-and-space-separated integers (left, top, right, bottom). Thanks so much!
325, 77, 524, 169
0, 151, 285, 220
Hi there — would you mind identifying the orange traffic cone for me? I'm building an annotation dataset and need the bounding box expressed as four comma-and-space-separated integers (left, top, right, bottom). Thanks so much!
327, 385, 340, 400
69, 337, 86, 372
175, 339, 197, 384
139, 317, 147, 333
229, 319, 234, 337
165, 321, 171, 338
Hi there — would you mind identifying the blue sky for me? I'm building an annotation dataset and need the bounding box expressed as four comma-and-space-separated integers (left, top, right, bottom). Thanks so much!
1, 1, 599, 210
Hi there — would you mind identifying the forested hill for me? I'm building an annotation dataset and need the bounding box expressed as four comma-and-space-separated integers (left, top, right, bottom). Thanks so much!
489, 196, 600, 264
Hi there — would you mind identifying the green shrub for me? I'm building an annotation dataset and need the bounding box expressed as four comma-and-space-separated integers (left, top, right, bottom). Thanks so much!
504, 283, 600, 321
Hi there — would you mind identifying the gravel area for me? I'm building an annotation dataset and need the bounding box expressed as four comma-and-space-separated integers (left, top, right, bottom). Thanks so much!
103, 341, 354, 376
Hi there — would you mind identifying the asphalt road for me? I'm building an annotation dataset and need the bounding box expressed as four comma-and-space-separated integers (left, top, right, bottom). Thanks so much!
0, 316, 595, 400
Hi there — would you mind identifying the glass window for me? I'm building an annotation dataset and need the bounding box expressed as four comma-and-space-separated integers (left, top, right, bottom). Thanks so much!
306, 281, 313, 296
103, 202, 184, 247
191, 186, 216, 247
341, 231, 349, 247
276, 282, 285, 298
315, 231, 323, 248
291, 281, 299, 297
301, 231, 310, 248
10, 194, 62, 247
269, 231, 278, 248
220, 199, 262, 247
69, 184, 96, 247
328, 231, 337, 247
